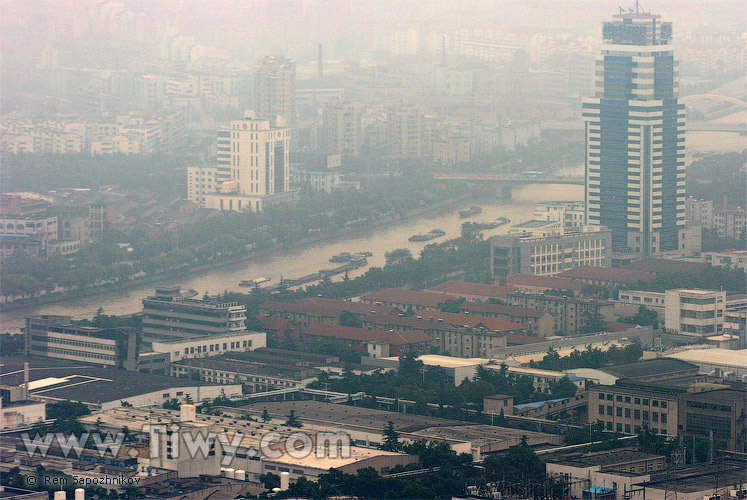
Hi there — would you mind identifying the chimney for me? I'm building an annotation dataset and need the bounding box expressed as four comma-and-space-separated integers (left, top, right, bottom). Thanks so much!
318, 43, 324, 79
180, 403, 196, 422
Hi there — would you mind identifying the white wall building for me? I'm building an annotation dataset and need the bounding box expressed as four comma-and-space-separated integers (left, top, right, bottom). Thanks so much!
187, 165, 219, 206
200, 110, 291, 212
664, 289, 726, 336
534, 201, 586, 229
150, 331, 266, 362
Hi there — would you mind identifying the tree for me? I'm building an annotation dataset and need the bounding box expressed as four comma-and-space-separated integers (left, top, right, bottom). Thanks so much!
261, 409, 271, 422
339, 310, 362, 328
285, 410, 302, 428
549, 377, 578, 398
619, 305, 659, 328
385, 248, 413, 266
579, 308, 605, 334
438, 297, 466, 313
380, 421, 401, 452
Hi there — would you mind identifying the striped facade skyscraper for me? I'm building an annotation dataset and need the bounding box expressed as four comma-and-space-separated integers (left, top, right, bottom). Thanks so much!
582, 6, 686, 255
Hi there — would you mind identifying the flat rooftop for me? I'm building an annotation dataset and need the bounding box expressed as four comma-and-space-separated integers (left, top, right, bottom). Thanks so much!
665, 348, 747, 369
544, 448, 664, 468
235, 400, 559, 449
0, 356, 227, 405
512, 219, 558, 228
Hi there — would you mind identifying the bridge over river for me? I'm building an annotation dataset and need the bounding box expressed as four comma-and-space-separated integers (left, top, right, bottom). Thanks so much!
434, 173, 585, 199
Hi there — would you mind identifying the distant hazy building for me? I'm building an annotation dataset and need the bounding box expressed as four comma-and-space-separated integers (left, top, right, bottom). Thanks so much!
432, 66, 473, 95
254, 56, 296, 128
713, 206, 746, 240
685, 197, 713, 230
386, 103, 430, 158
321, 100, 362, 155
490, 225, 611, 278
187, 165, 218, 206
583, 8, 687, 255
201, 110, 293, 212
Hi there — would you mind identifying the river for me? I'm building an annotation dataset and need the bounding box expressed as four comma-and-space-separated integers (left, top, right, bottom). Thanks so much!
0, 182, 584, 334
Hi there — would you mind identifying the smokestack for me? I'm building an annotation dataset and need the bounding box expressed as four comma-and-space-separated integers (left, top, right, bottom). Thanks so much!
318, 43, 323, 79
23, 362, 29, 400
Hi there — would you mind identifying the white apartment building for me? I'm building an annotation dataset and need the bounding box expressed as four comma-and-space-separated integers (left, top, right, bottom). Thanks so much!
664, 289, 726, 336
534, 201, 586, 229
617, 290, 666, 311
200, 110, 292, 212
187, 165, 219, 206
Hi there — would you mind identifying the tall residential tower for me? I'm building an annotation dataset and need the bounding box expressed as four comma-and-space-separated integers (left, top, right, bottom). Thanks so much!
254, 56, 296, 129
582, 6, 687, 255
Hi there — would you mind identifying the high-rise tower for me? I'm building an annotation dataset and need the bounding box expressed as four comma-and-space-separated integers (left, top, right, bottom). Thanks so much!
254, 56, 296, 129
583, 5, 686, 255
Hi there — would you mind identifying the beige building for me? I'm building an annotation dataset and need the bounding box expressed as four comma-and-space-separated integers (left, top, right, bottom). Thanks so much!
386, 103, 430, 158
254, 56, 296, 128
322, 100, 362, 156
187, 165, 219, 206
664, 289, 726, 336
201, 111, 292, 212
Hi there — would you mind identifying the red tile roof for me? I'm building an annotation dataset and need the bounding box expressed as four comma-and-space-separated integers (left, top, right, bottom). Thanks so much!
410, 310, 525, 333
459, 301, 550, 319
360, 288, 455, 308
303, 323, 430, 346
557, 266, 654, 284
259, 299, 396, 318
505, 274, 581, 291
259, 316, 298, 331
426, 281, 513, 299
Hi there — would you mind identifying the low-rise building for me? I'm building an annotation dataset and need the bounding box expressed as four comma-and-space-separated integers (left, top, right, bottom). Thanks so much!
503, 274, 582, 295
664, 289, 726, 336
359, 288, 457, 311
489, 226, 611, 278
25, 315, 139, 370
170, 350, 323, 391
483, 394, 514, 415
360, 312, 512, 358
700, 249, 747, 271
507, 292, 615, 336
259, 298, 397, 327
142, 286, 247, 341
0, 357, 238, 410
678, 388, 747, 453
301, 323, 431, 358
533, 201, 586, 229
556, 266, 655, 288
685, 197, 713, 230
663, 348, 747, 380
545, 449, 663, 500
458, 301, 555, 337
425, 281, 513, 302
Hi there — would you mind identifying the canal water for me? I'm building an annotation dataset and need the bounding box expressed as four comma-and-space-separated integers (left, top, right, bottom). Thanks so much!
0, 182, 584, 334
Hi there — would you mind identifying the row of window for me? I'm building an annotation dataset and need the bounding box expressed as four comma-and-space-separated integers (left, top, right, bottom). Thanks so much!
598, 405, 668, 424
600, 420, 668, 436
597, 392, 669, 408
